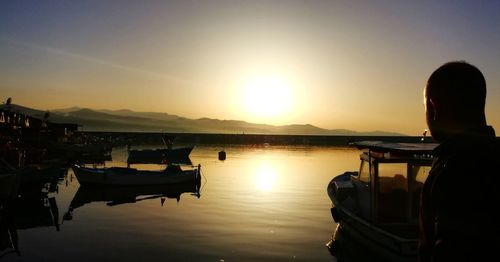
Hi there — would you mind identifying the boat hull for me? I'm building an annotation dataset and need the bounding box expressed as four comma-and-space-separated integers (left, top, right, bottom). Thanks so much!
327, 174, 418, 261
72, 165, 200, 186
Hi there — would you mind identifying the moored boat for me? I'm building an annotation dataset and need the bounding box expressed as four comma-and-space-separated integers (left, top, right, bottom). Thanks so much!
72, 164, 201, 186
127, 146, 194, 164
326, 141, 437, 261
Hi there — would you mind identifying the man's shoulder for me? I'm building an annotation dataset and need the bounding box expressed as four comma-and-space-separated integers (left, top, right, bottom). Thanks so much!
439, 134, 498, 159
432, 136, 498, 178
429, 138, 499, 200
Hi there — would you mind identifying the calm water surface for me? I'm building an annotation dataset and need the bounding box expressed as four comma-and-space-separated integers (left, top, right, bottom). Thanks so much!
3, 145, 361, 261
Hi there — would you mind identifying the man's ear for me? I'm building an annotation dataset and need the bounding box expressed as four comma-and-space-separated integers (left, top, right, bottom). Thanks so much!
426, 98, 437, 121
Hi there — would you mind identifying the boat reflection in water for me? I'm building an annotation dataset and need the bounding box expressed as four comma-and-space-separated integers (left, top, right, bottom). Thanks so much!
63, 180, 201, 221
0, 167, 67, 258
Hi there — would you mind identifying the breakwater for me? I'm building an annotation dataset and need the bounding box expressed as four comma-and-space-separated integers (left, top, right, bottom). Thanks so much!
83, 132, 436, 146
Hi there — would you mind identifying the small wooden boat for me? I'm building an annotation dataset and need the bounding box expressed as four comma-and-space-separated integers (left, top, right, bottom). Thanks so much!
72, 164, 201, 186
127, 146, 194, 164
326, 141, 437, 261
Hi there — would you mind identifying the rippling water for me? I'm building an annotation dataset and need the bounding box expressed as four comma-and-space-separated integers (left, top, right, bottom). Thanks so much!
1, 145, 361, 261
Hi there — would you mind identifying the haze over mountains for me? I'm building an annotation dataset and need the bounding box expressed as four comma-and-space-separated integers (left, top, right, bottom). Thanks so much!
4, 104, 404, 136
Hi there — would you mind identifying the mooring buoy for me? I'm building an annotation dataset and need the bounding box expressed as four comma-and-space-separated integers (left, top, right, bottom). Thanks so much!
218, 150, 226, 161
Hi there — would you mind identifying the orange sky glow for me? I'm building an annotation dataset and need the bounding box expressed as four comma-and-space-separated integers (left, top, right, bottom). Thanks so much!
1, 1, 500, 135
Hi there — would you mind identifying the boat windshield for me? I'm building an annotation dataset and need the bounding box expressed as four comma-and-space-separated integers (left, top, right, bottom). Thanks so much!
377, 163, 408, 223
412, 164, 430, 184
359, 160, 370, 183
376, 162, 431, 223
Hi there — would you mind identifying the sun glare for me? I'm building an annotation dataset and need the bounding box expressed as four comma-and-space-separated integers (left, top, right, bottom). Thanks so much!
254, 163, 278, 192
241, 76, 293, 121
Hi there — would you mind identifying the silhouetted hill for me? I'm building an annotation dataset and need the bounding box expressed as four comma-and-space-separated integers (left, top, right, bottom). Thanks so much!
99, 109, 180, 121
62, 108, 150, 122
53, 106, 82, 113
3, 103, 405, 135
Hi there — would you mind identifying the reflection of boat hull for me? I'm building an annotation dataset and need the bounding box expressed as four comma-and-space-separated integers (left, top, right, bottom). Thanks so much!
0, 200, 20, 258
0, 173, 18, 199
13, 195, 60, 230
326, 223, 415, 262
19, 166, 67, 185
127, 146, 194, 164
72, 165, 200, 186
69, 182, 200, 210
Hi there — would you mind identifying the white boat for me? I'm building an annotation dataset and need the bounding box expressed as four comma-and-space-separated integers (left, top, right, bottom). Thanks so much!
326, 141, 437, 261
72, 164, 201, 186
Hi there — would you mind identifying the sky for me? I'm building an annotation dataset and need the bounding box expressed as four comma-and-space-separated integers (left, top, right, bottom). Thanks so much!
1, 0, 500, 135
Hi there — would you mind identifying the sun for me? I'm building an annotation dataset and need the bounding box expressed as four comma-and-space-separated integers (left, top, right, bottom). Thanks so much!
241, 75, 293, 121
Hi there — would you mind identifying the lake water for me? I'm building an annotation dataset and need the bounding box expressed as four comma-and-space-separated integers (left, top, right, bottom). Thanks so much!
1, 145, 362, 262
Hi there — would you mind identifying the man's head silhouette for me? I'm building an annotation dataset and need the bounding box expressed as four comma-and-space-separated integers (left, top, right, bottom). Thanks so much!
425, 61, 487, 142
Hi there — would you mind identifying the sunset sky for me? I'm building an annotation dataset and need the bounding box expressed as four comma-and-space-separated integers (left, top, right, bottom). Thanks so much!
1, 1, 500, 135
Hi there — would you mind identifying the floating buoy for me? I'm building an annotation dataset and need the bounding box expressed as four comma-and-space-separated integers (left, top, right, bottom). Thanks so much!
218, 150, 226, 161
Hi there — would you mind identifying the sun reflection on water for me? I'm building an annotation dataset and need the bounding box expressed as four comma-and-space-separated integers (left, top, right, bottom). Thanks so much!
254, 162, 278, 192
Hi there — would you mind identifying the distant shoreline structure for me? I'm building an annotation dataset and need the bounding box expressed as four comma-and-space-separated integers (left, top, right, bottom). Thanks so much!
84, 131, 438, 146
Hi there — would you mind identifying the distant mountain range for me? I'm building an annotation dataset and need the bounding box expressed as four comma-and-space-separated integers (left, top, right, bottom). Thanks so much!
3, 104, 405, 136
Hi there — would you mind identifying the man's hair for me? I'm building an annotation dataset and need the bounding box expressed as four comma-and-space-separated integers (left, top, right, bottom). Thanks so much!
426, 61, 486, 115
